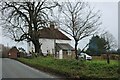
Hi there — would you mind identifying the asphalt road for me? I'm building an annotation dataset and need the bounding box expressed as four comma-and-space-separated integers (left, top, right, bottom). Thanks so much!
2, 58, 59, 78
0, 58, 2, 79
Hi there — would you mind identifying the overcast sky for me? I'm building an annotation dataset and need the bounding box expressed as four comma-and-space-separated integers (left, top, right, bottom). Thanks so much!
77, 1, 118, 50
0, 0, 119, 51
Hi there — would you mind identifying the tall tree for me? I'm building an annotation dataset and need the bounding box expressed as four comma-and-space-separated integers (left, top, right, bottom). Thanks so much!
87, 33, 117, 64
0, 1, 58, 54
86, 35, 108, 55
100, 31, 117, 64
56, 1, 101, 59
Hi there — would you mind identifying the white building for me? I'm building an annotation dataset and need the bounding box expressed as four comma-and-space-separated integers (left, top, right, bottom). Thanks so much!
28, 24, 75, 59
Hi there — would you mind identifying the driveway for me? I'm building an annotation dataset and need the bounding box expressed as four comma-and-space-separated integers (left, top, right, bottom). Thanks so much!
2, 58, 59, 78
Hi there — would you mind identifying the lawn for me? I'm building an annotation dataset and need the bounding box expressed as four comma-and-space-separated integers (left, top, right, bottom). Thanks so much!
18, 56, 119, 79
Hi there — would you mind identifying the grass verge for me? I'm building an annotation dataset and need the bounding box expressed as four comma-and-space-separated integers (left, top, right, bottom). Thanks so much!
17, 56, 119, 79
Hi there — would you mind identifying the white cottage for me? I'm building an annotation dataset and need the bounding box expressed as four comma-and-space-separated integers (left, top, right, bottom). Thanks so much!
28, 24, 75, 59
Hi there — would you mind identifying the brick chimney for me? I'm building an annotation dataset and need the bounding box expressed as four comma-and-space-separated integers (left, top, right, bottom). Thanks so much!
50, 22, 55, 29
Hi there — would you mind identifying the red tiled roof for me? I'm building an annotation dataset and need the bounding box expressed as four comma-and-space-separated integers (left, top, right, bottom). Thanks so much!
38, 27, 71, 40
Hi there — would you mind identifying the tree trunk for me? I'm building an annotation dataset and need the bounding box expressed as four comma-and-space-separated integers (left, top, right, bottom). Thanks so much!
75, 40, 78, 60
34, 43, 40, 53
33, 39, 42, 56
106, 52, 110, 64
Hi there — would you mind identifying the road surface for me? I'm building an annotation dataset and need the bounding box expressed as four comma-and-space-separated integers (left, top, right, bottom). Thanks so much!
0, 58, 2, 79
2, 58, 59, 78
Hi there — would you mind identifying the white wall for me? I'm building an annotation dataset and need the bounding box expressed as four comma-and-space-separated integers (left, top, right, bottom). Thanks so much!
59, 50, 63, 59
39, 39, 55, 54
39, 39, 71, 54
56, 40, 71, 44
27, 42, 34, 53
27, 39, 72, 57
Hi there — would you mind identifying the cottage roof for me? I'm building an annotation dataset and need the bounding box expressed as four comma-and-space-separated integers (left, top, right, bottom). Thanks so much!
56, 43, 74, 51
38, 27, 71, 40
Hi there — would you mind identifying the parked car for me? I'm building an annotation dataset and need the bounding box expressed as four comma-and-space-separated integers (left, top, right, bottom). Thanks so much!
79, 53, 92, 60
26, 53, 32, 57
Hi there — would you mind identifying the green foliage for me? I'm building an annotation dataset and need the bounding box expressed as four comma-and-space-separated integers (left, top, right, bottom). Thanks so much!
117, 49, 120, 54
86, 35, 109, 55
18, 57, 119, 78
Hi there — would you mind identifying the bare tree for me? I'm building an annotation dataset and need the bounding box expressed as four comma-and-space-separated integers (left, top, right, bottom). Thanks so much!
0, 0, 58, 54
101, 31, 117, 51
56, 1, 101, 59
101, 31, 117, 64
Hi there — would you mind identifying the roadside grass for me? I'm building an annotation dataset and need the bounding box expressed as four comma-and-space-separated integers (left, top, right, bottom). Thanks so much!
17, 56, 119, 79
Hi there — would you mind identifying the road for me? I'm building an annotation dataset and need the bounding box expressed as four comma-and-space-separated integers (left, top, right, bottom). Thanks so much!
0, 58, 2, 79
2, 58, 59, 78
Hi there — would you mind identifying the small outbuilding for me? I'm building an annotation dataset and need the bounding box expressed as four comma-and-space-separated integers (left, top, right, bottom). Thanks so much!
8, 46, 19, 59
56, 43, 75, 59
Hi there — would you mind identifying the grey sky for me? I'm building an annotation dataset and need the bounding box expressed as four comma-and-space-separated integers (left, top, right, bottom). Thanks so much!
0, 1, 119, 51
66, 1, 118, 51
93, 2, 118, 39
